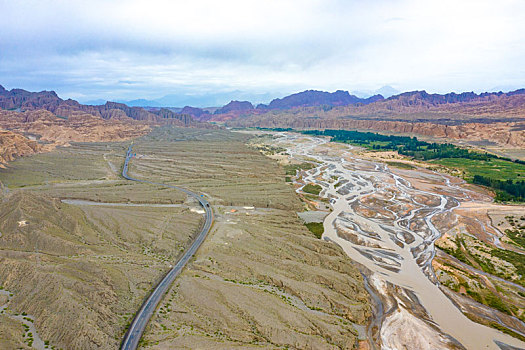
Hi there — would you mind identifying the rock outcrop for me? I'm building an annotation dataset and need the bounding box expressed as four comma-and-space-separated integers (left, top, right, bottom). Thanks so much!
181, 106, 210, 118
0, 86, 211, 128
0, 109, 151, 164
0, 85, 222, 164
0, 129, 41, 165
228, 116, 525, 148
225, 88, 525, 148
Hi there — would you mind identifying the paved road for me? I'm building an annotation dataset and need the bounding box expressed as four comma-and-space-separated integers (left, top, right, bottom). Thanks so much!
120, 145, 214, 350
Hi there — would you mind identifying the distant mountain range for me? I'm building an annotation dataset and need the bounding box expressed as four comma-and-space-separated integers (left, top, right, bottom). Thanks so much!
0, 85, 209, 128
351, 85, 399, 99
178, 90, 387, 120
219, 88, 525, 124
5, 84, 525, 122
84, 91, 281, 108
83, 89, 395, 121
82, 86, 400, 108
180, 88, 525, 120
256, 90, 383, 110
224, 88, 525, 148
2, 83, 525, 150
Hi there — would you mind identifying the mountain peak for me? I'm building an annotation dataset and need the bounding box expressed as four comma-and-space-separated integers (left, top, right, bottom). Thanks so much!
258, 89, 383, 109
214, 100, 254, 114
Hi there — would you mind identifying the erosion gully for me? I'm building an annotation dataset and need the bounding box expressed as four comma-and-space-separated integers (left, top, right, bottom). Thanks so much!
275, 133, 525, 350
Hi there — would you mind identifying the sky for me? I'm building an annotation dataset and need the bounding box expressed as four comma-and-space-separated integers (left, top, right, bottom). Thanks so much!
1, 0, 524, 106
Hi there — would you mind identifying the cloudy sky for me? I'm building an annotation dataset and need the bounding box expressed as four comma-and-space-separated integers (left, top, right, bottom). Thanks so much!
1, 0, 524, 105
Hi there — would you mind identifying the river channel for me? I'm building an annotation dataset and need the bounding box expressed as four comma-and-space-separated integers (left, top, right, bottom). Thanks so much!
276, 133, 525, 350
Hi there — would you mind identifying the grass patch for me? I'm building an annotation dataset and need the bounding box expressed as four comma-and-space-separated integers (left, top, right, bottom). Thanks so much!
506, 229, 525, 250
284, 162, 315, 176
466, 290, 483, 304
305, 222, 324, 239
431, 158, 524, 181
438, 236, 469, 264
490, 248, 525, 285
302, 184, 322, 195
489, 322, 525, 343
484, 293, 511, 314
385, 161, 415, 170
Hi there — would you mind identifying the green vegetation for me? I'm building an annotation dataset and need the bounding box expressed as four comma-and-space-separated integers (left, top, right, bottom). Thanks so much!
438, 236, 469, 264
484, 293, 511, 314
505, 215, 525, 249
283, 162, 315, 176
251, 144, 287, 155
303, 129, 423, 150
385, 161, 415, 170
439, 233, 525, 288
304, 222, 324, 238
302, 129, 525, 202
302, 183, 322, 195
439, 258, 521, 325
466, 289, 483, 304
432, 158, 525, 201
489, 248, 525, 285
254, 127, 293, 132
488, 322, 525, 343
432, 158, 524, 180
472, 175, 525, 202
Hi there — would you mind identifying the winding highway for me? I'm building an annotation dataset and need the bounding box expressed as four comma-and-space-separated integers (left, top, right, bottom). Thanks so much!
120, 144, 214, 350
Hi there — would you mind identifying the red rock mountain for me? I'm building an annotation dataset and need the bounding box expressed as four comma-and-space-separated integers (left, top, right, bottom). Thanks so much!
257, 90, 383, 110
181, 106, 210, 118
214, 100, 254, 114
0, 85, 214, 164
0, 108, 152, 164
226, 89, 525, 149
0, 85, 207, 127
0, 129, 41, 165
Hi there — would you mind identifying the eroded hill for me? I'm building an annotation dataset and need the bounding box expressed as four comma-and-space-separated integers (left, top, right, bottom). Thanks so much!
0, 129, 41, 165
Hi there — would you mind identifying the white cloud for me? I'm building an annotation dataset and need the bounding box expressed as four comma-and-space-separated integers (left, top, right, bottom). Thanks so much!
0, 0, 524, 101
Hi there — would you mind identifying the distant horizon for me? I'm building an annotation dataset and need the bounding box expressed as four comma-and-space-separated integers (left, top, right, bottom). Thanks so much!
2, 82, 524, 109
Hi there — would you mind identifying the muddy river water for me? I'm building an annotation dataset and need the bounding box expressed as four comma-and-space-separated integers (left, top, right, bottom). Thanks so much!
276, 133, 525, 350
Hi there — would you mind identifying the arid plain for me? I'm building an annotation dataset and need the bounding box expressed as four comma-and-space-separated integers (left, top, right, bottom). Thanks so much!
0, 127, 370, 349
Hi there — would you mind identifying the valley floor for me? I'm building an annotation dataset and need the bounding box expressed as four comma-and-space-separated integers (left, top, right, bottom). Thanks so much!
0, 127, 370, 349
2, 125, 523, 349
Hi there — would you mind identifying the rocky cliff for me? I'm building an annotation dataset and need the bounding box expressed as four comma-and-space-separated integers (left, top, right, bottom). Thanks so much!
224, 88, 525, 148
0, 85, 210, 128
0, 130, 41, 165
228, 116, 525, 148
0, 109, 151, 164
181, 106, 210, 118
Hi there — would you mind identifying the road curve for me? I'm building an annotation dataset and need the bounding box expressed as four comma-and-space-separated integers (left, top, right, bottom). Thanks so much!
120, 145, 214, 350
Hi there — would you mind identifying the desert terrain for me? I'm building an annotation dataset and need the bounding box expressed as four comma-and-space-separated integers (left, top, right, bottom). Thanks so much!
0, 127, 370, 349
0, 88, 524, 350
